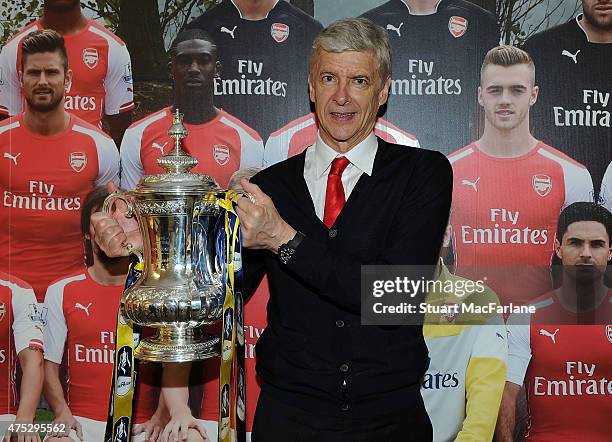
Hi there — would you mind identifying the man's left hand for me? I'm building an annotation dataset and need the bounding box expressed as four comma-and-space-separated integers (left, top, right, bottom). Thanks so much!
236, 178, 296, 253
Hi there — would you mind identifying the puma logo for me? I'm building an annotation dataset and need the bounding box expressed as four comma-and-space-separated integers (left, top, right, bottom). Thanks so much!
75, 302, 92, 316
539, 328, 559, 344
221, 26, 237, 39
152, 141, 168, 155
386, 22, 403, 37
3, 152, 21, 165
561, 49, 580, 64
461, 177, 480, 192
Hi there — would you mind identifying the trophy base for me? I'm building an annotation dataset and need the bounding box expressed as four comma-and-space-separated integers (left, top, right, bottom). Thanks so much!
135, 327, 220, 363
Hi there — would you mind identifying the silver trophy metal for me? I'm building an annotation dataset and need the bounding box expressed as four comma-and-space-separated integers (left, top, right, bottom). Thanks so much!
103, 109, 230, 362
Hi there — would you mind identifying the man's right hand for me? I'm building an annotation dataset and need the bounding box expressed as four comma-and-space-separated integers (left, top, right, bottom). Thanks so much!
91, 182, 142, 257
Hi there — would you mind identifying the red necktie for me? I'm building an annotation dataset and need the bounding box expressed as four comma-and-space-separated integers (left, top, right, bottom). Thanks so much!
323, 157, 351, 228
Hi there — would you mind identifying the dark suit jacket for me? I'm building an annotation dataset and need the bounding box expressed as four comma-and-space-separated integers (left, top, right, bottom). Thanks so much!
244, 138, 453, 418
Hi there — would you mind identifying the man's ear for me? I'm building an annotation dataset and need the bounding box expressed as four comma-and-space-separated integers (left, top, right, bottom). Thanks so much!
477, 86, 483, 107
378, 76, 391, 107
308, 76, 315, 103
529, 85, 539, 106
215, 60, 222, 78
554, 237, 562, 259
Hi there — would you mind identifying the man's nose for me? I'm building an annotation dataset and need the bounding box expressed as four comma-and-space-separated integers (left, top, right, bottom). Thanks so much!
580, 244, 592, 259
332, 80, 350, 105
188, 59, 201, 73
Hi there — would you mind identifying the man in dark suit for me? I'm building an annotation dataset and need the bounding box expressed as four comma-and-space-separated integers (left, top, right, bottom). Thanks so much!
93, 17, 452, 442
235, 18, 452, 441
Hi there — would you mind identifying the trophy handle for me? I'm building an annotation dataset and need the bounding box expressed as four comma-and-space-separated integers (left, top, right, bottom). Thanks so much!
102, 191, 144, 263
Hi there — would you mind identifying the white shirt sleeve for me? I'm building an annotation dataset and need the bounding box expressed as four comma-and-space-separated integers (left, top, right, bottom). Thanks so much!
103, 40, 134, 115
563, 166, 594, 207
601, 162, 612, 213
0, 41, 23, 116
43, 281, 68, 364
119, 124, 145, 190
11, 288, 44, 354
505, 312, 532, 386
264, 131, 291, 167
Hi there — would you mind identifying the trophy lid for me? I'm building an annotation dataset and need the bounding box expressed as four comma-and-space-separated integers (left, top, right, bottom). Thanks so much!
134, 108, 220, 194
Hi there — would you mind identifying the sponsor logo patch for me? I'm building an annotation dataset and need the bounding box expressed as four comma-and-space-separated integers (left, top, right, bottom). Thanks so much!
69, 152, 88, 173
213, 144, 230, 166
448, 16, 468, 38
82, 48, 99, 69
532, 174, 552, 197
271, 23, 289, 43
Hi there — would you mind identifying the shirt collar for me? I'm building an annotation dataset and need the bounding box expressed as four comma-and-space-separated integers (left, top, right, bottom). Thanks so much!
401, 0, 443, 15
313, 132, 378, 178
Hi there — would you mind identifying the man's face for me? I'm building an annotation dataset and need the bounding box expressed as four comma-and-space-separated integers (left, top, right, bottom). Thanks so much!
582, 0, 612, 30
555, 221, 612, 282
170, 39, 218, 98
21, 51, 70, 113
44, 0, 81, 12
309, 49, 390, 153
478, 64, 538, 132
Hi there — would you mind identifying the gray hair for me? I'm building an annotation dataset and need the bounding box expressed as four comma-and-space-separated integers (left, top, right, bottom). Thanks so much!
309, 17, 391, 86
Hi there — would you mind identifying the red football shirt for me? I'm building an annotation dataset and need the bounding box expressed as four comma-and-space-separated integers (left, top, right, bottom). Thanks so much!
120, 107, 264, 190
44, 269, 156, 423
448, 142, 593, 305
0, 114, 119, 300
0, 19, 134, 127
507, 291, 612, 441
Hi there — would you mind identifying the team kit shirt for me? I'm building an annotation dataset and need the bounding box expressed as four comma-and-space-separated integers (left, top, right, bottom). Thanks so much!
0, 272, 44, 415
44, 270, 156, 435
264, 113, 420, 166
507, 291, 612, 441
422, 264, 507, 442
448, 143, 593, 306
362, 0, 499, 153
0, 115, 119, 300
0, 19, 134, 127
120, 107, 264, 189
186, 0, 323, 141
601, 162, 612, 212
524, 16, 612, 193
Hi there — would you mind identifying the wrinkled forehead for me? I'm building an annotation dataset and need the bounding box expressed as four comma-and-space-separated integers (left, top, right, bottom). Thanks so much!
310, 49, 378, 74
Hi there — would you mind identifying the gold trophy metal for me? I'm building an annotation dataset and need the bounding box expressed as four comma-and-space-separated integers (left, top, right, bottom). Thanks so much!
103, 109, 231, 362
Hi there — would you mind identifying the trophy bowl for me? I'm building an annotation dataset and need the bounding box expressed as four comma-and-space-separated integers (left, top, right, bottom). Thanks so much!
104, 110, 234, 362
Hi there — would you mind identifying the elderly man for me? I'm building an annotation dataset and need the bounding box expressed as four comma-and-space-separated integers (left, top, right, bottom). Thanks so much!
94, 18, 452, 441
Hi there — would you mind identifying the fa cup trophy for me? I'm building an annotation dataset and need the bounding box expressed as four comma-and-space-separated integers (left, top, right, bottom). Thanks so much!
103, 109, 236, 363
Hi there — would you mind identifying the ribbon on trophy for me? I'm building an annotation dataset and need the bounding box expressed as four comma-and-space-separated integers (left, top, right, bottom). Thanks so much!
104, 260, 143, 442
218, 192, 246, 442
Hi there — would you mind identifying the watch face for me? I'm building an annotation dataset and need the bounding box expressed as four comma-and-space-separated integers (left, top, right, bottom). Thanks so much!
280, 245, 293, 264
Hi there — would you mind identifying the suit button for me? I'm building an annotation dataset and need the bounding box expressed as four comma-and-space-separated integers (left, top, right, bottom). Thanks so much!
329, 228, 338, 238
339, 363, 349, 373
335, 320, 345, 328
340, 402, 349, 411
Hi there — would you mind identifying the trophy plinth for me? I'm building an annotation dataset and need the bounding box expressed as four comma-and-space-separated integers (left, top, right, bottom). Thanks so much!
104, 109, 228, 363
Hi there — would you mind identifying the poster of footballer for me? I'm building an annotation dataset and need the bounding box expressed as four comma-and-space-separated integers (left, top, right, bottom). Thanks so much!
0, 1, 610, 442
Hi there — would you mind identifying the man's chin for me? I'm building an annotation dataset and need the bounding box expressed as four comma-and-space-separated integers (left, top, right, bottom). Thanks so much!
25, 98, 63, 113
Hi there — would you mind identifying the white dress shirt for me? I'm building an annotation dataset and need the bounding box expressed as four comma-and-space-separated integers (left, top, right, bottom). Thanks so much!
303, 132, 378, 221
